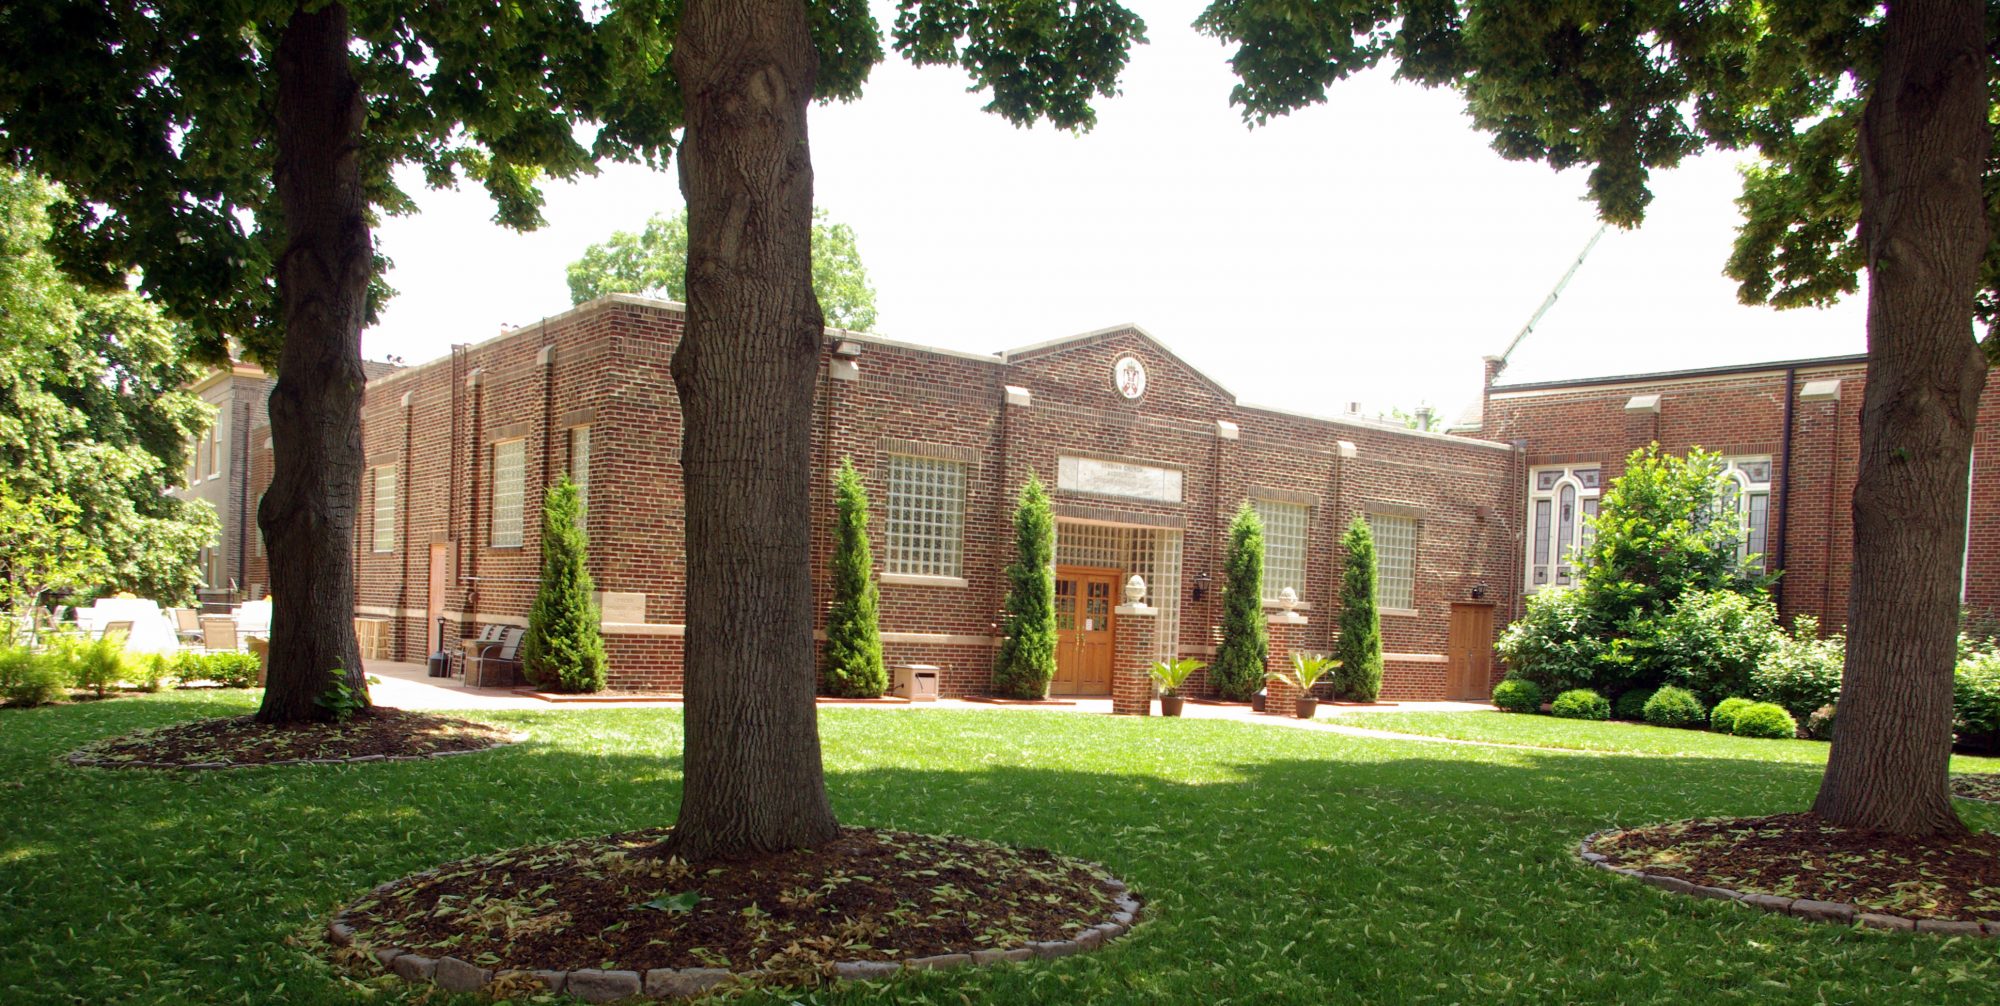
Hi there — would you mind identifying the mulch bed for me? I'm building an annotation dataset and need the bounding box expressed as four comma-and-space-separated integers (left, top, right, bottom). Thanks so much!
66, 707, 519, 769
1951, 774, 2000, 804
1593, 813, 2000, 923
339, 827, 1126, 979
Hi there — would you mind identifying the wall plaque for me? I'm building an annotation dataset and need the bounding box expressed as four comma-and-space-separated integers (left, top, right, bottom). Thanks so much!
1058, 455, 1182, 503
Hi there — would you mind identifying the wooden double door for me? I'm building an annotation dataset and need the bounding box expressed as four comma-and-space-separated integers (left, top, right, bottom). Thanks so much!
1052, 566, 1118, 697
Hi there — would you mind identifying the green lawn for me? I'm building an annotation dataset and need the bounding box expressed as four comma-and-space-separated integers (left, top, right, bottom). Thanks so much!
4, 693, 1999, 1005
1334, 710, 2000, 771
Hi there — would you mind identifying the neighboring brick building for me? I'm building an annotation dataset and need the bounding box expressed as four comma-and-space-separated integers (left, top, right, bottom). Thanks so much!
259, 294, 1521, 700
1468, 353, 2000, 632
175, 361, 275, 607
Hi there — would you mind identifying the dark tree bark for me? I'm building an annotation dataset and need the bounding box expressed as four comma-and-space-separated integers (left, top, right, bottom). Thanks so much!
256, 1, 371, 724
662, 0, 840, 860
1812, 0, 1990, 835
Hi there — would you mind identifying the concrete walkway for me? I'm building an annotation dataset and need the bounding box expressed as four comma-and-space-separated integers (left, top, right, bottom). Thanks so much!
363, 660, 1499, 740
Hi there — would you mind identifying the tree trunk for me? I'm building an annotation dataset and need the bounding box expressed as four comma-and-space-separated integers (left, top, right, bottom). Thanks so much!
662, 0, 840, 860
1811, 0, 1989, 836
256, 1, 370, 724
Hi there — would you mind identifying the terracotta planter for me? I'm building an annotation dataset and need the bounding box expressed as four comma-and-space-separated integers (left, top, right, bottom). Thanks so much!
1295, 696, 1319, 719
1159, 694, 1185, 717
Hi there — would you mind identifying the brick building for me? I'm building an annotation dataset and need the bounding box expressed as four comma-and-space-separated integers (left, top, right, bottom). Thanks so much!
251, 294, 1521, 700
237, 294, 2000, 702
1468, 353, 2000, 631
175, 361, 275, 607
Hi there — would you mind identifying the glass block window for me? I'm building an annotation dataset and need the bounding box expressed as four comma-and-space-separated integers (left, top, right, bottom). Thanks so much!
1252, 499, 1309, 602
1055, 522, 1183, 663
1527, 466, 1600, 590
371, 466, 397, 552
569, 426, 590, 529
884, 454, 965, 577
1720, 457, 1773, 572
491, 439, 526, 548
1367, 512, 1418, 611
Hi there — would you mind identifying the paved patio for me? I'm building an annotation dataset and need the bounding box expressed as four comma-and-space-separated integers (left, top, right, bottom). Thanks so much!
363, 659, 1497, 735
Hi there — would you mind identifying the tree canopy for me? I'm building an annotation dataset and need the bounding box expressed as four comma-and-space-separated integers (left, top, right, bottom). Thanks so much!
567, 208, 881, 331
0, 171, 215, 606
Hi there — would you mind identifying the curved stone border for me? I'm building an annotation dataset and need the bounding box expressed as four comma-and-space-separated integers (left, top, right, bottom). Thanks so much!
1949, 774, 2000, 804
329, 873, 1143, 1002
1578, 828, 2000, 938
64, 731, 527, 771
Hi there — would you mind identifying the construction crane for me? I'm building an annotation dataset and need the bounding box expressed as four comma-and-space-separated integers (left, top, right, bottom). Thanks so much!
1492, 223, 1608, 374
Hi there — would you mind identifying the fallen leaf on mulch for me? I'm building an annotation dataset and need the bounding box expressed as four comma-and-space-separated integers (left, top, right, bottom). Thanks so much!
67, 707, 518, 768
1951, 774, 2000, 804
341, 827, 1128, 979
1594, 813, 2000, 922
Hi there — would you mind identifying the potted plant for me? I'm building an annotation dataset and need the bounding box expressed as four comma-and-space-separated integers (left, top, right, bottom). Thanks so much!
1270, 652, 1339, 719
1148, 657, 1205, 717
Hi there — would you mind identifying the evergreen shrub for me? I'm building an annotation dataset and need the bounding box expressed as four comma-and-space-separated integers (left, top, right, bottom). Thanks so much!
0, 645, 65, 705
1335, 517, 1384, 701
522, 477, 607, 693
1491, 677, 1541, 713
1709, 697, 1754, 734
1550, 688, 1610, 720
1210, 503, 1268, 702
1641, 686, 1706, 729
1954, 651, 2000, 751
822, 458, 885, 697
1613, 686, 1656, 721
1730, 702, 1798, 739
994, 476, 1057, 699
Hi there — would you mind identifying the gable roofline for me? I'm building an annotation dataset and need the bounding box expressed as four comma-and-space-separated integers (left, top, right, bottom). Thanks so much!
1491, 353, 1870, 394
998, 322, 1236, 402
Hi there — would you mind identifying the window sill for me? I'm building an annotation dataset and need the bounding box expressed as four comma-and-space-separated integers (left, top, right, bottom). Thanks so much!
880, 573, 969, 589
1261, 600, 1313, 611
490, 544, 523, 551
371, 549, 394, 555
1380, 607, 1419, 618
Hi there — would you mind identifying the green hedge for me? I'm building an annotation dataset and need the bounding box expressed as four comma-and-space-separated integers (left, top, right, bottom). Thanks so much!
1730, 702, 1798, 739
1550, 688, 1610, 721
1641, 686, 1706, 729
1491, 677, 1542, 714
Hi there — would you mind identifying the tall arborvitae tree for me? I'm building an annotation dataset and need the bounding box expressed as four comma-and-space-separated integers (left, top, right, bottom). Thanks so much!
1336, 516, 1384, 702
994, 475, 1057, 699
823, 457, 885, 698
522, 477, 607, 693
1197, 0, 1994, 838
1212, 502, 1268, 701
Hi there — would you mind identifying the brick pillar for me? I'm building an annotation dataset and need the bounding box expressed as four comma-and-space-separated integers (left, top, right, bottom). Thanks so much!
1112, 604, 1157, 716
1263, 615, 1309, 714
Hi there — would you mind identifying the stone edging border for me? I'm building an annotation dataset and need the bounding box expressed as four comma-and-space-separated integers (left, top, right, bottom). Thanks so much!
1950, 775, 2000, 804
64, 731, 528, 771
328, 873, 1143, 1003
1578, 828, 1999, 938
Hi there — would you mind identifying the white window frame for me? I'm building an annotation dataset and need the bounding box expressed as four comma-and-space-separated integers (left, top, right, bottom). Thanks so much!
1367, 511, 1419, 613
490, 439, 526, 548
371, 466, 397, 553
883, 454, 966, 580
1525, 465, 1601, 592
207, 421, 221, 479
1717, 457, 1773, 572
569, 426, 590, 530
1251, 498, 1310, 604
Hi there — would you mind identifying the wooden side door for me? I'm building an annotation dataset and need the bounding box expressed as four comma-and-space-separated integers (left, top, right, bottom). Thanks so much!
427, 543, 450, 656
1053, 567, 1119, 696
1447, 603, 1495, 700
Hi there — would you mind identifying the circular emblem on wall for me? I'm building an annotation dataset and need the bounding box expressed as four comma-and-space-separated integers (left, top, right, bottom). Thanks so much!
1113, 355, 1147, 399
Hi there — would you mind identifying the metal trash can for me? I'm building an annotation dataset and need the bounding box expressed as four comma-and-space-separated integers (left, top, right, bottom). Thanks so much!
892, 664, 940, 701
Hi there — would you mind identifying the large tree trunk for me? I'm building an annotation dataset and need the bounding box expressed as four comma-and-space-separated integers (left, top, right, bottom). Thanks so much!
256, 1, 370, 724
1811, 0, 1989, 836
662, 0, 840, 860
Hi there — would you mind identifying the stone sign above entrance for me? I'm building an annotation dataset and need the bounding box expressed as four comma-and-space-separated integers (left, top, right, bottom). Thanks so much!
1058, 455, 1183, 503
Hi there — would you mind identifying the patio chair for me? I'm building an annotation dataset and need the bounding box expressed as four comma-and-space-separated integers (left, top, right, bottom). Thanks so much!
465, 626, 526, 688
98, 620, 134, 641
199, 617, 240, 653
171, 607, 203, 644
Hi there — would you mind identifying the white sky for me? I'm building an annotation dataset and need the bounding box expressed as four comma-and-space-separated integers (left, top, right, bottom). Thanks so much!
364, 2, 1869, 423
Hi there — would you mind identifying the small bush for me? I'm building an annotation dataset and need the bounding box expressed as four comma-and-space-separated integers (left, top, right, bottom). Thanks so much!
1613, 687, 1657, 721
1641, 686, 1706, 729
1750, 616, 1844, 721
1805, 703, 1837, 741
0, 645, 66, 706
1730, 701, 1798, 739
1650, 589, 1782, 706
1550, 688, 1610, 721
1494, 588, 1605, 696
1491, 677, 1542, 714
129, 653, 172, 692
1954, 651, 2000, 751
173, 651, 260, 688
1710, 697, 1754, 734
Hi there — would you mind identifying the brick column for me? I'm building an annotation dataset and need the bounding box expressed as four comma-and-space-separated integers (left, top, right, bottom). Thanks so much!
1112, 603, 1157, 716
1263, 614, 1309, 714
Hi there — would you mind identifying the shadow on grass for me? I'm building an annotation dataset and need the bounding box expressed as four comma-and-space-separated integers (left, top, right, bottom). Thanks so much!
1, 700, 1996, 1005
